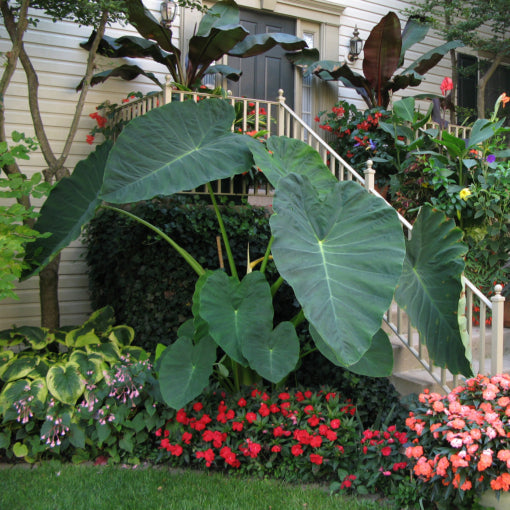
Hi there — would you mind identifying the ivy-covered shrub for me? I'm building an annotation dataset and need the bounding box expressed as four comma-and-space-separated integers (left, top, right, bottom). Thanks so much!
0, 307, 170, 464
83, 196, 296, 351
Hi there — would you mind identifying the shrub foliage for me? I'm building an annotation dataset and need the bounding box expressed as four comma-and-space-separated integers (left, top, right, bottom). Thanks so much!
83, 196, 279, 350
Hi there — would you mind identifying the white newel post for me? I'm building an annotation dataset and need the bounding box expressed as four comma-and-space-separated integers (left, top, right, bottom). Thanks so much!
277, 89, 286, 137
163, 75, 173, 105
491, 285, 505, 375
364, 160, 375, 192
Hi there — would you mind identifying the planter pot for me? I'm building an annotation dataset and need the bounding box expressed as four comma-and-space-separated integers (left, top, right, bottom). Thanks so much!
479, 489, 510, 509
504, 300, 510, 328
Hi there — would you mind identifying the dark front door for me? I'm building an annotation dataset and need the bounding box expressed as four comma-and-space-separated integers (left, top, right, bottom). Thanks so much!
228, 9, 295, 108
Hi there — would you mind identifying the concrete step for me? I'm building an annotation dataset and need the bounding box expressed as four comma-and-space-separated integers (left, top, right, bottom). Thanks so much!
389, 326, 510, 396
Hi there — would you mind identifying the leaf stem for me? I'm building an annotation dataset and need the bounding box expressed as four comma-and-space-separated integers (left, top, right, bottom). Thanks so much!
206, 182, 238, 279
270, 276, 284, 297
103, 205, 205, 277
260, 236, 274, 275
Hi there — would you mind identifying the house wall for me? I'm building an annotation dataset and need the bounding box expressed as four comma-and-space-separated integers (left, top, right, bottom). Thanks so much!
0, 0, 470, 330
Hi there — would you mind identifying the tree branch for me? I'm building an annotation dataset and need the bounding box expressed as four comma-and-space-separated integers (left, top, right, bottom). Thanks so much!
56, 9, 109, 167
2, 2, 58, 168
477, 53, 504, 119
0, 0, 30, 179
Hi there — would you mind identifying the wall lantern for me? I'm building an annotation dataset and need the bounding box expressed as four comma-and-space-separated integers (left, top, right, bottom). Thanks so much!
348, 26, 363, 62
160, 1, 178, 28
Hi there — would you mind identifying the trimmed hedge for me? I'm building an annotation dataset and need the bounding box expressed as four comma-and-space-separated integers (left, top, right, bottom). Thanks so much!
83, 196, 297, 351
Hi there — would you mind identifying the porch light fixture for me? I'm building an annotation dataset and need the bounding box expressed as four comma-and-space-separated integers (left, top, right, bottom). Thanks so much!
160, 0, 177, 28
347, 26, 363, 62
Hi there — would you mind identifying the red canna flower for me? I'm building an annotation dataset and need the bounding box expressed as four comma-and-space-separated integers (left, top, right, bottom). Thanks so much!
440, 77, 453, 96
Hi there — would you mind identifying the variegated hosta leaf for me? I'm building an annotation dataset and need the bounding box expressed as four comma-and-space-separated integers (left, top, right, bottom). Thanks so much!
46, 362, 86, 405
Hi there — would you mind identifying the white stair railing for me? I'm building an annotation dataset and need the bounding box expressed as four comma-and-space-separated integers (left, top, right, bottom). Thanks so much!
110, 84, 506, 391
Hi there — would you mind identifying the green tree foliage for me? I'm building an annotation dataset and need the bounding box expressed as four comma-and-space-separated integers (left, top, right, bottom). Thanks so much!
404, 0, 510, 117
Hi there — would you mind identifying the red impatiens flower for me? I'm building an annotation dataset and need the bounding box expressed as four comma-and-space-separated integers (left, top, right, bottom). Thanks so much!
232, 421, 244, 432
309, 435, 323, 448
176, 409, 189, 424
310, 453, 323, 465
291, 444, 303, 456
381, 446, 392, 457
193, 402, 203, 412
245, 412, 257, 423
308, 415, 320, 427
259, 403, 270, 417
271, 445, 282, 453
330, 419, 341, 429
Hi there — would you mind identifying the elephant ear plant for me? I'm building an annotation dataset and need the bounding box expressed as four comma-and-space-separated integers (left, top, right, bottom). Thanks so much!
22, 98, 472, 409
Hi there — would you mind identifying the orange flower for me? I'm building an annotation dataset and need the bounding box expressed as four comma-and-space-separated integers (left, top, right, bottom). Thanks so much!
470, 428, 482, 441
433, 401, 445, 413
500, 92, 509, 108
436, 456, 450, 476
414, 457, 434, 479
405, 445, 424, 459
451, 454, 469, 468
477, 452, 493, 472
460, 479, 472, 491
498, 396, 510, 407
491, 472, 510, 491
449, 418, 466, 430
497, 449, 510, 467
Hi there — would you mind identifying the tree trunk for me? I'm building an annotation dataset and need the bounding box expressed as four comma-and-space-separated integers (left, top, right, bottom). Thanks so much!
477, 55, 503, 119
449, 49, 458, 124
39, 255, 61, 330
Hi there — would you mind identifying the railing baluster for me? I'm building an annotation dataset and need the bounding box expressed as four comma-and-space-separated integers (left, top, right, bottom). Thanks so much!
480, 302, 486, 374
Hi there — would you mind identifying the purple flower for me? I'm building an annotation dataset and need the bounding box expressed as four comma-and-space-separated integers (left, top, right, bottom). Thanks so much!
486, 154, 496, 163
369, 139, 377, 150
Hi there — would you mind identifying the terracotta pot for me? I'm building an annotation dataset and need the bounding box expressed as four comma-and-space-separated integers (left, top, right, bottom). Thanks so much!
479, 488, 510, 509
505, 299, 510, 328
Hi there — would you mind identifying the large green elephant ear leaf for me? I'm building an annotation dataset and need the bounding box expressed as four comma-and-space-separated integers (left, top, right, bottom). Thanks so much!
250, 137, 336, 196
100, 99, 258, 203
310, 325, 393, 377
198, 271, 274, 367
157, 335, 217, 409
395, 205, 472, 376
242, 321, 300, 383
22, 141, 112, 279
270, 174, 405, 366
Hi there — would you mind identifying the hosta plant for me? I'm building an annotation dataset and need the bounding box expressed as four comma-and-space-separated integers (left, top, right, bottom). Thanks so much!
0, 307, 166, 462
22, 98, 472, 409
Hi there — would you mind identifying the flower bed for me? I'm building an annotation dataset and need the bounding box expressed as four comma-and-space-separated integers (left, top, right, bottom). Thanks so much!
154, 387, 409, 497
405, 374, 510, 508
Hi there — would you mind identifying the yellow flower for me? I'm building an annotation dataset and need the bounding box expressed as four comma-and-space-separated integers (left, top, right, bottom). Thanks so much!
459, 188, 471, 201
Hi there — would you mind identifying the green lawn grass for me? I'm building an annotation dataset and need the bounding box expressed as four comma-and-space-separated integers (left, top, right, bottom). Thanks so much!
0, 463, 393, 510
